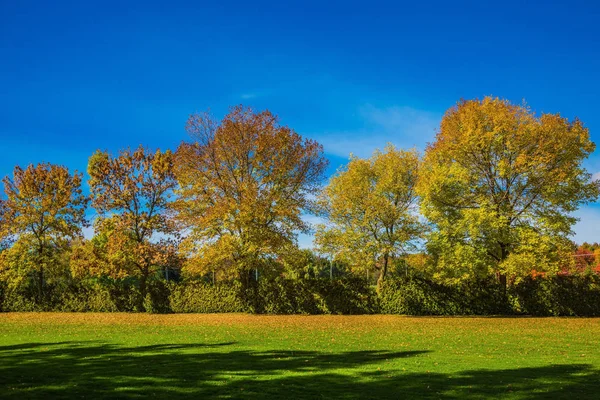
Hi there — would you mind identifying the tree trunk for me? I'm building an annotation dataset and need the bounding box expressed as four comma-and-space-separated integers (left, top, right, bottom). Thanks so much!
139, 273, 148, 312
37, 266, 44, 302
498, 273, 507, 294
376, 253, 389, 294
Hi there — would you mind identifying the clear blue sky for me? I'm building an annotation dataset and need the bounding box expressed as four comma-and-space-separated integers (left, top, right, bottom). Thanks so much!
1, 0, 599, 245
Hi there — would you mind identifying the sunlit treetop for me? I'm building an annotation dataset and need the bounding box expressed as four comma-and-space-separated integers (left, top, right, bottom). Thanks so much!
418, 97, 600, 283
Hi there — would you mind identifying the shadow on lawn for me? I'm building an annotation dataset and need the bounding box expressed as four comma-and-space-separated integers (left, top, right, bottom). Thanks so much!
0, 342, 598, 399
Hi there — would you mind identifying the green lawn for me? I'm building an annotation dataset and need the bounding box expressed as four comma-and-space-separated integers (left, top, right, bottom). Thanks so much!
1, 313, 599, 399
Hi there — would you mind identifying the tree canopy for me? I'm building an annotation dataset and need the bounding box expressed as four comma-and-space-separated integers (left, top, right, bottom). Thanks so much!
78, 146, 178, 309
315, 145, 425, 290
417, 97, 599, 285
173, 105, 328, 283
0, 163, 88, 299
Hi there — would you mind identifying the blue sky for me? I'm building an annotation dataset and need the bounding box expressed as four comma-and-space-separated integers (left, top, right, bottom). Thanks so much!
1, 0, 599, 246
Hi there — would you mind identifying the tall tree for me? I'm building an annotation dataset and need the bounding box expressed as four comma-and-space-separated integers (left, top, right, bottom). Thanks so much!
315, 145, 424, 291
174, 105, 327, 285
418, 97, 599, 287
86, 146, 177, 308
0, 163, 88, 299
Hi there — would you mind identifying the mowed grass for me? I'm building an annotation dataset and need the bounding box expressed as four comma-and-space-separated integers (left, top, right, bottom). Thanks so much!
1, 314, 599, 399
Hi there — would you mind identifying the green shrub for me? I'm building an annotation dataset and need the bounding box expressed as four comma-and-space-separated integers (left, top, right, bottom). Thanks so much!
56, 283, 118, 312
3, 272, 600, 316
168, 281, 247, 313
380, 277, 511, 315
249, 276, 377, 314
511, 275, 600, 316
143, 280, 172, 313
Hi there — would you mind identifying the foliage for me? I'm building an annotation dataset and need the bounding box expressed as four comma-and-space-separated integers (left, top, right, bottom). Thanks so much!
1, 98, 599, 318
173, 106, 327, 285
315, 145, 425, 291
573, 242, 600, 274
511, 275, 600, 316
54, 282, 119, 312
0, 163, 88, 300
85, 146, 179, 309
379, 275, 600, 316
379, 277, 511, 315
418, 97, 599, 286
250, 276, 377, 315
169, 277, 376, 315
168, 281, 248, 313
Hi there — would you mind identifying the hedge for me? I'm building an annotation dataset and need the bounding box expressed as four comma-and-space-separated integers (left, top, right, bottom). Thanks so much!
511, 275, 600, 316
249, 276, 377, 314
379, 275, 600, 316
379, 277, 511, 315
2, 274, 600, 316
168, 281, 247, 313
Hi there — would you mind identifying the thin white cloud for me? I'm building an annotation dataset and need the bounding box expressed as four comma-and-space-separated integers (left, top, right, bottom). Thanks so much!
592, 171, 600, 182
240, 93, 257, 100
314, 104, 441, 158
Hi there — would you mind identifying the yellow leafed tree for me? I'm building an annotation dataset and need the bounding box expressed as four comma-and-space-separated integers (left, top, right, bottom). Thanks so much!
0, 163, 88, 300
315, 145, 425, 291
173, 105, 328, 286
418, 97, 599, 287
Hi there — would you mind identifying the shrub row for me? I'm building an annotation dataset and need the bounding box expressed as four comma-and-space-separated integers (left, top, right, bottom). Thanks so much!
510, 275, 600, 316
169, 281, 247, 313
248, 276, 377, 314
2, 275, 600, 315
380, 275, 600, 316
379, 277, 512, 315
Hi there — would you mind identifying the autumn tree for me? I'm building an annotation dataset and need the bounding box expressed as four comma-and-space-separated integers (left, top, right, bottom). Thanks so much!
418, 97, 599, 287
84, 146, 177, 308
173, 105, 327, 286
0, 163, 88, 299
574, 242, 600, 273
315, 145, 424, 291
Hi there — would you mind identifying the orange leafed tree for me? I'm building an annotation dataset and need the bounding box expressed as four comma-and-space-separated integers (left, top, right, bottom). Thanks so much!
173, 105, 328, 285
0, 163, 88, 299
82, 146, 177, 308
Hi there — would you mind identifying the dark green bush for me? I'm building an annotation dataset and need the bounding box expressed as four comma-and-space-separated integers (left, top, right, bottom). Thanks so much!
312, 277, 378, 314
143, 280, 172, 313
380, 275, 600, 316
380, 277, 511, 315
511, 275, 600, 316
249, 276, 377, 314
168, 281, 247, 313
55, 283, 118, 312
3, 273, 600, 316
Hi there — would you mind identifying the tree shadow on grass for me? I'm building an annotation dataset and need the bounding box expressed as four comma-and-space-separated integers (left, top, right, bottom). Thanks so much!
0, 342, 598, 399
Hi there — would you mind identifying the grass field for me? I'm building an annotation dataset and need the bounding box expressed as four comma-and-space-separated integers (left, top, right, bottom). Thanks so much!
1, 314, 599, 399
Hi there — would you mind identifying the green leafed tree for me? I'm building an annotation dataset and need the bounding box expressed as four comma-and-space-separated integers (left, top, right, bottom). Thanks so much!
418, 97, 600, 287
315, 145, 425, 291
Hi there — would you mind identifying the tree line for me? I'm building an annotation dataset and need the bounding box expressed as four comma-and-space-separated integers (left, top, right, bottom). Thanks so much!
1, 98, 598, 311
